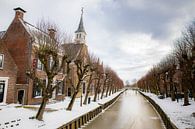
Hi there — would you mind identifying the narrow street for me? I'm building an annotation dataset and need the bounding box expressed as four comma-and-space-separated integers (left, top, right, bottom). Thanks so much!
82, 90, 165, 129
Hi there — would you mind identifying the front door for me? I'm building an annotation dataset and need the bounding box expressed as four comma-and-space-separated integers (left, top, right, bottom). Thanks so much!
17, 90, 24, 104
0, 82, 5, 103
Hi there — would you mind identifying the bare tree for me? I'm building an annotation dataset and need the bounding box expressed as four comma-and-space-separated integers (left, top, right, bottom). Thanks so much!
100, 67, 110, 99
83, 54, 98, 105
66, 59, 90, 110
26, 21, 67, 120
93, 59, 104, 102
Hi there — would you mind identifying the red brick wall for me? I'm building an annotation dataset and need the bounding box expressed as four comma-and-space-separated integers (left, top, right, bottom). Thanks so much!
2, 18, 32, 84
0, 42, 18, 103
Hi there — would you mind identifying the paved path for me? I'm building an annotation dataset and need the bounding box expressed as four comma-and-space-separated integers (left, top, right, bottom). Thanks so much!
82, 90, 165, 129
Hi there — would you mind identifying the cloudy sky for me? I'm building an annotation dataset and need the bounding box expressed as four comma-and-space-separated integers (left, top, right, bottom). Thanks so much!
1, 0, 195, 84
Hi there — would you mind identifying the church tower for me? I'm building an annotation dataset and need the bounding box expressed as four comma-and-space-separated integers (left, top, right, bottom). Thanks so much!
75, 8, 87, 44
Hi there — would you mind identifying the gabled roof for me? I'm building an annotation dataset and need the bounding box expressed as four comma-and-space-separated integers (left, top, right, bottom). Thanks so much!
0, 31, 6, 39
63, 43, 86, 61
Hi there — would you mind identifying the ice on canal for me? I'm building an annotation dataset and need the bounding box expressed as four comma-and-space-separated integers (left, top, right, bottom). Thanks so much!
82, 90, 165, 129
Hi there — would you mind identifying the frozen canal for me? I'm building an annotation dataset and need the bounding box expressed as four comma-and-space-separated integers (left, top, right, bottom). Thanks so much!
82, 90, 165, 129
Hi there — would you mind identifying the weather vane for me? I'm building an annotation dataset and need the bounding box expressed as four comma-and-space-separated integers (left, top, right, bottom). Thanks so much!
81, 7, 84, 15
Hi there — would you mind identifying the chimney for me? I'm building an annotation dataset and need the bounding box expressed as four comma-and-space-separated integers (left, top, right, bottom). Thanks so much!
48, 28, 56, 39
14, 7, 26, 20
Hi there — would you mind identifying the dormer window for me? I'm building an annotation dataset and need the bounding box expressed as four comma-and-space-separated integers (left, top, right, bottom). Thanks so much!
0, 54, 4, 69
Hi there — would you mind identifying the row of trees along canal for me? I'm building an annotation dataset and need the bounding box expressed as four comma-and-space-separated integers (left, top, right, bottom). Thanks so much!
26, 21, 124, 120
137, 21, 195, 106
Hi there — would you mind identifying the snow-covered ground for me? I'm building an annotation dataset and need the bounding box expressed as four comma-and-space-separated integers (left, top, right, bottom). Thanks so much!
0, 91, 122, 129
142, 92, 195, 129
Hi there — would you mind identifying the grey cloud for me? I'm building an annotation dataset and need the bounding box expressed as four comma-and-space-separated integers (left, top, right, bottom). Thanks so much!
88, 0, 195, 40
1, 0, 195, 83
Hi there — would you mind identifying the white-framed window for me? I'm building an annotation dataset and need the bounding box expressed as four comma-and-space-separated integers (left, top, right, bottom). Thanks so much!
33, 79, 45, 98
37, 59, 44, 70
0, 54, 4, 69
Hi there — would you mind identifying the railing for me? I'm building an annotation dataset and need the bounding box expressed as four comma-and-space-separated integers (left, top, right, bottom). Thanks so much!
58, 91, 124, 129
139, 92, 178, 129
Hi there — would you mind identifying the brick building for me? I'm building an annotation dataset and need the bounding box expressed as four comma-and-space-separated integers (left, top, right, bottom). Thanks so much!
0, 7, 90, 104
0, 40, 18, 104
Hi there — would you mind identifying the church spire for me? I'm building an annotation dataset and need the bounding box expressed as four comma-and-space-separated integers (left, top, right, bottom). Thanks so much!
75, 8, 86, 34
75, 7, 87, 44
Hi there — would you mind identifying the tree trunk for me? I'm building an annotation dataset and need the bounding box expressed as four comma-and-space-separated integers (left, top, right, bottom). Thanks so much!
109, 84, 112, 96
100, 86, 105, 99
192, 80, 195, 101
165, 83, 168, 97
105, 83, 110, 97
183, 88, 190, 106
36, 97, 49, 120
100, 80, 106, 99
67, 80, 82, 111
193, 92, 195, 101
170, 82, 175, 101
156, 81, 160, 95
93, 87, 98, 102
83, 75, 92, 105
183, 80, 190, 106
66, 91, 78, 110
93, 79, 100, 102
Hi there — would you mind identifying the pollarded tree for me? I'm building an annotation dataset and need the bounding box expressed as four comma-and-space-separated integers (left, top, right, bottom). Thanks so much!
183, 21, 195, 101
26, 21, 68, 120
100, 66, 110, 99
83, 54, 98, 105
174, 39, 191, 106
93, 59, 104, 102
66, 58, 90, 110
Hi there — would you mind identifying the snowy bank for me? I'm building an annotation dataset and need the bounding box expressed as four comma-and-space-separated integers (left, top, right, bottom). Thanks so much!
0, 91, 123, 129
141, 92, 195, 129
